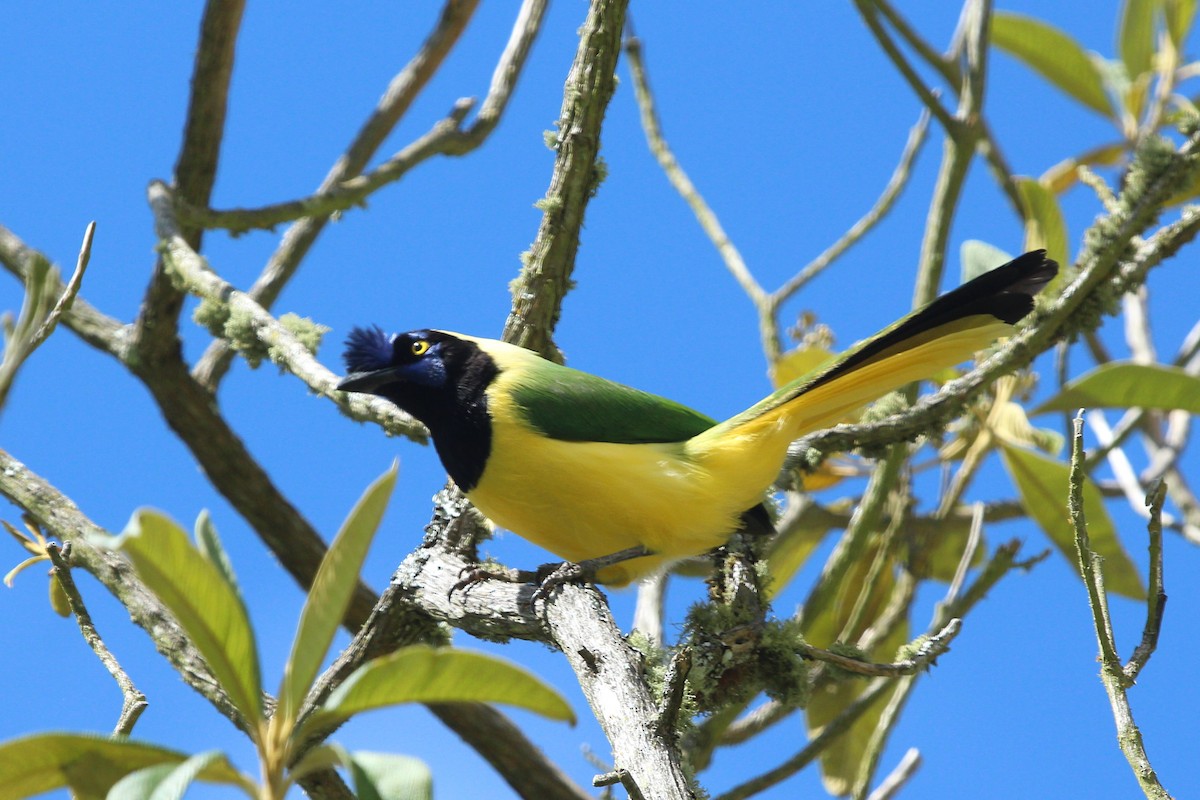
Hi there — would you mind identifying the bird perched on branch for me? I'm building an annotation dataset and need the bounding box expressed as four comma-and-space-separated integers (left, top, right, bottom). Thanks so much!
338, 251, 1056, 586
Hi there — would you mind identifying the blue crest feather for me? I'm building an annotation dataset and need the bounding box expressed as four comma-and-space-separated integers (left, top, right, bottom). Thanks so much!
343, 325, 393, 373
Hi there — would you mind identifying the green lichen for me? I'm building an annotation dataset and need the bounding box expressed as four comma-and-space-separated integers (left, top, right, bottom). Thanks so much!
273, 312, 329, 363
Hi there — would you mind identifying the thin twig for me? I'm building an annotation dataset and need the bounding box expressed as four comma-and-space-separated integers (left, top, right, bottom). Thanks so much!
0, 224, 125, 357
28, 221, 94, 351
772, 109, 931, 310
132, 0, 246, 364
46, 543, 148, 736
623, 32, 766, 310
797, 619, 961, 677
853, 0, 959, 135
1126, 481, 1167, 682
193, 0, 496, 389
1069, 417, 1173, 800
655, 647, 692, 740
0, 222, 96, 410
712, 678, 896, 800
866, 748, 922, 800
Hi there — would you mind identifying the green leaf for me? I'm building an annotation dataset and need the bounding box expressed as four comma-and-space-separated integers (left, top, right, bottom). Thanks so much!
807, 613, 907, 794
0, 733, 244, 800
1035, 362, 1200, 414
991, 12, 1112, 117
194, 510, 242, 606
277, 462, 398, 728
960, 240, 1013, 283
108, 750, 248, 800
1001, 443, 1145, 598
292, 745, 431, 800
107, 510, 263, 729
298, 645, 574, 742
346, 751, 433, 800
765, 513, 833, 600
1166, 0, 1197, 46
48, 573, 71, 617
920, 516, 986, 583
1041, 141, 1128, 194
1015, 177, 1069, 270
1119, 0, 1161, 79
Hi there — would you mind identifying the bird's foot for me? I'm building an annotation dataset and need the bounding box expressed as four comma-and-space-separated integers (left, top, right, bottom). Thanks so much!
529, 545, 651, 603
451, 561, 530, 596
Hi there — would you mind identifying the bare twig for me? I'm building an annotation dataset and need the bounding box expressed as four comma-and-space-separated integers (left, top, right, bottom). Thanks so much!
0, 222, 95, 410
46, 543, 148, 736
28, 222, 94, 351
866, 748, 922, 800
655, 647, 692, 740
180, 0, 549, 237
1126, 481, 1167, 683
625, 30, 930, 365
0, 447, 250, 733
1069, 417, 1173, 800
797, 618, 961, 677
772, 111, 931, 311
713, 678, 896, 800
0, 224, 125, 357
623, 32, 766, 310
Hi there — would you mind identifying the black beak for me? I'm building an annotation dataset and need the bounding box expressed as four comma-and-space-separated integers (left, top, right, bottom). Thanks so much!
336, 369, 394, 394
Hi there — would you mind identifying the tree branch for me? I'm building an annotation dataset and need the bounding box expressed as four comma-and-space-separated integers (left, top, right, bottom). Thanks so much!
1069, 418, 1172, 799
502, 0, 629, 358
193, 0, 488, 390
132, 0, 245, 366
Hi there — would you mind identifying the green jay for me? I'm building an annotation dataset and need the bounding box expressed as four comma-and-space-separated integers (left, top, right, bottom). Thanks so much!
338, 251, 1056, 585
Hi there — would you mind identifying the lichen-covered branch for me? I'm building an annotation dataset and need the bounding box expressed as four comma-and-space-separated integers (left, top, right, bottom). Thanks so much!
193, 0, 491, 389
501, 0, 629, 358
1069, 419, 1172, 800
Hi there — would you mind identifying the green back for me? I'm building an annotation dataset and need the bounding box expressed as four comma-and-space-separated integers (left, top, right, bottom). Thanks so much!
506, 359, 717, 444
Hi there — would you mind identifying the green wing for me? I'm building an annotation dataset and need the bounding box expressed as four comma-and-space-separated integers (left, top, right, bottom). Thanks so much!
506, 359, 716, 444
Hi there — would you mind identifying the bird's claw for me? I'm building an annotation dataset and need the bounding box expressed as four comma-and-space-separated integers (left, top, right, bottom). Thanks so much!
530, 560, 593, 604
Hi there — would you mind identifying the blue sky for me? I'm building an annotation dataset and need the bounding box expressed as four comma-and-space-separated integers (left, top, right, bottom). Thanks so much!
2, 3, 1197, 799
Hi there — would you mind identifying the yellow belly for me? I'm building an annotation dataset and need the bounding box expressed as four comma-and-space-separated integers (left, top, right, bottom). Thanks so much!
466, 410, 794, 586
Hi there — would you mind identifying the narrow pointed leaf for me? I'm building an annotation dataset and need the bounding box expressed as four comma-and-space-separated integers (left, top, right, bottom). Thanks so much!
107, 511, 263, 727
278, 462, 398, 727
991, 12, 1112, 117
1119, 0, 1160, 79
1041, 141, 1128, 194
298, 645, 574, 742
0, 733, 243, 800
1001, 443, 1144, 598
48, 573, 71, 617
1016, 177, 1069, 269
194, 510, 241, 604
1035, 362, 1200, 414
1166, 0, 1197, 45
107, 750, 247, 800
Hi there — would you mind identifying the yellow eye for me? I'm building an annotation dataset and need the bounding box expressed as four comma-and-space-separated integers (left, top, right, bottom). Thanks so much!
410, 340, 430, 356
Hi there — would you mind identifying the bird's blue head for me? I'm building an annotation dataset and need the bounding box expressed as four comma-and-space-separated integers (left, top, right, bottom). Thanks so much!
339, 326, 451, 392
337, 327, 499, 489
